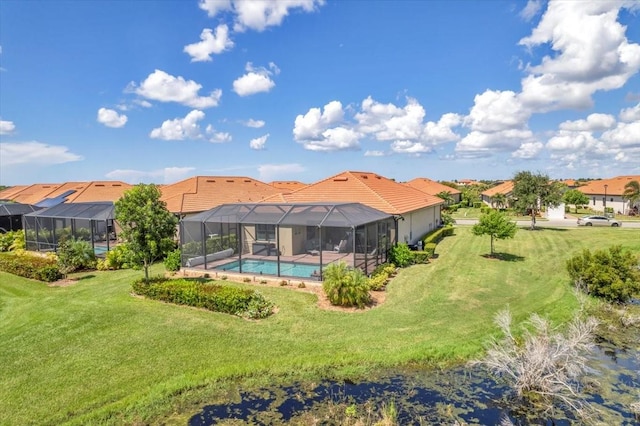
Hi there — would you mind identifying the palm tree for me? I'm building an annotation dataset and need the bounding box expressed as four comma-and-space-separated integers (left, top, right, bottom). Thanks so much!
623, 180, 640, 215
492, 193, 507, 210
436, 191, 454, 206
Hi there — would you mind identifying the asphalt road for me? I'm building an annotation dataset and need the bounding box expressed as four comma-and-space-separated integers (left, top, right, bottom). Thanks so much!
455, 218, 640, 229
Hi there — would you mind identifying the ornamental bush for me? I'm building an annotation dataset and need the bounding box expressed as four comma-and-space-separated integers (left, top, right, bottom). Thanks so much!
131, 277, 274, 319
389, 243, 413, 268
0, 230, 25, 252
163, 249, 181, 272
567, 245, 640, 303
57, 237, 97, 276
323, 261, 371, 308
0, 252, 62, 282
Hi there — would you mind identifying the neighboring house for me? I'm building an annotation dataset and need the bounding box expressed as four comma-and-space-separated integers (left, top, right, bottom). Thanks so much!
456, 179, 481, 186
404, 177, 462, 204
0, 181, 131, 206
577, 175, 640, 215
160, 176, 283, 216
269, 181, 307, 191
481, 181, 514, 206
264, 171, 444, 245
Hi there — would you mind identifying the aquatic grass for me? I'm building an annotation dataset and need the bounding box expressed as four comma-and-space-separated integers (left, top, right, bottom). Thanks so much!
0, 227, 639, 424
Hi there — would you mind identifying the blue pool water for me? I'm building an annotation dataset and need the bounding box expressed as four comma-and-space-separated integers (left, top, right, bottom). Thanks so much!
217, 259, 319, 279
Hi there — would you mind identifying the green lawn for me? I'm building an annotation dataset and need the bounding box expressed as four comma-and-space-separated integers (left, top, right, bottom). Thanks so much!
1, 227, 639, 424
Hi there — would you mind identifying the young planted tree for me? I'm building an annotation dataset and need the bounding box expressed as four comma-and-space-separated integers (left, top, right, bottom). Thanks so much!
115, 184, 178, 282
512, 171, 564, 230
563, 189, 590, 213
471, 210, 517, 256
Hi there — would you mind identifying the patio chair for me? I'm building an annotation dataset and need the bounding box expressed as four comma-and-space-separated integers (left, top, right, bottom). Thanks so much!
334, 239, 348, 253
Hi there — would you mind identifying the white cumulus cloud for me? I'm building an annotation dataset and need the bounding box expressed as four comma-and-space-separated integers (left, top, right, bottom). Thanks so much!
0, 119, 16, 135
130, 69, 222, 109
205, 125, 232, 143
464, 90, 530, 133
232, 62, 279, 96
559, 113, 616, 131
184, 25, 234, 62
518, 0, 640, 111
293, 100, 344, 141
97, 108, 128, 128
150, 110, 206, 141
243, 118, 265, 128
249, 134, 269, 150
199, 0, 325, 32
364, 150, 386, 157
0, 141, 82, 167
105, 167, 195, 184
257, 163, 305, 181
619, 103, 640, 122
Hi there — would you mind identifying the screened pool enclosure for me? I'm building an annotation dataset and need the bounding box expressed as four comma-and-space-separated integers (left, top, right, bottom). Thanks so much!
23, 202, 117, 255
0, 202, 40, 232
180, 202, 396, 280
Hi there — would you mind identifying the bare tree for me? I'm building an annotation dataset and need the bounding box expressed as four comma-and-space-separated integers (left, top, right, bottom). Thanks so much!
472, 309, 599, 420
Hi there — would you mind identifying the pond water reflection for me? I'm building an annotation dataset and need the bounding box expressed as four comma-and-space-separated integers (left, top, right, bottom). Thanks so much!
190, 342, 639, 425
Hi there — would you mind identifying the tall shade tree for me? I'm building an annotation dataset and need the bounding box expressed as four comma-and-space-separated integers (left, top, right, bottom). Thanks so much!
563, 189, 590, 213
115, 184, 178, 282
623, 180, 640, 213
512, 171, 564, 230
472, 210, 518, 256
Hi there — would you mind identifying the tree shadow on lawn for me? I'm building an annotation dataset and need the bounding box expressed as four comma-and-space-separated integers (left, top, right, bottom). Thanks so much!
481, 252, 525, 262
519, 226, 569, 232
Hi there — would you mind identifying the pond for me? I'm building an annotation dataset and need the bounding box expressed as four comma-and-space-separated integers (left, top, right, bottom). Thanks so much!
189, 340, 639, 425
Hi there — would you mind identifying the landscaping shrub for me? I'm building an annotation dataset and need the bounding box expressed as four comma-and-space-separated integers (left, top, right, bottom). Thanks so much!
323, 262, 371, 308
0, 252, 62, 282
132, 277, 274, 319
567, 246, 640, 303
423, 225, 454, 246
473, 201, 482, 208
163, 248, 181, 272
104, 245, 133, 270
413, 251, 430, 264
57, 237, 97, 276
389, 243, 413, 268
368, 273, 388, 291
0, 230, 25, 252
423, 243, 437, 258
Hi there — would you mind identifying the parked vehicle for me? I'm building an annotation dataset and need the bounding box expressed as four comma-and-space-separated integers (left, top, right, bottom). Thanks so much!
577, 215, 621, 227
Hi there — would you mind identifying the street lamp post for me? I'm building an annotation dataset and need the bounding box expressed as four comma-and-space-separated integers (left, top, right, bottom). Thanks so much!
604, 184, 608, 216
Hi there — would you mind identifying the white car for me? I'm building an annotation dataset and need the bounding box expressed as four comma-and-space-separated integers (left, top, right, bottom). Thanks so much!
577, 215, 622, 227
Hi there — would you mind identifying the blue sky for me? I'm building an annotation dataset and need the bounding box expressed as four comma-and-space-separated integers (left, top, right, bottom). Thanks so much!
1, 0, 639, 186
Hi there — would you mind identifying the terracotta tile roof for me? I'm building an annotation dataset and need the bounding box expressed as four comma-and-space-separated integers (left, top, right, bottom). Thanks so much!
263, 171, 443, 215
0, 183, 64, 204
577, 176, 640, 196
482, 181, 514, 197
404, 177, 461, 196
0, 185, 30, 201
160, 176, 282, 214
0, 181, 133, 205
457, 179, 481, 186
269, 181, 307, 191
36, 181, 132, 203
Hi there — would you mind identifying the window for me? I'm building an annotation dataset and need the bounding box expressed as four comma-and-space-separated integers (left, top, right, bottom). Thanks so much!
256, 224, 276, 241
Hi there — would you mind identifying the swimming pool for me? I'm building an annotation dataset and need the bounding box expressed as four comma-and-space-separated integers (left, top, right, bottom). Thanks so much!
216, 259, 319, 279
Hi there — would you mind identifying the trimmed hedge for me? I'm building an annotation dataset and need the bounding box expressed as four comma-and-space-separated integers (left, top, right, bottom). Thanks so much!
132, 277, 274, 319
0, 252, 63, 282
423, 225, 454, 245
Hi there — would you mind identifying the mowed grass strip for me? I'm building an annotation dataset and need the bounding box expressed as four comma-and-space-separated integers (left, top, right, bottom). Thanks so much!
1, 227, 638, 424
